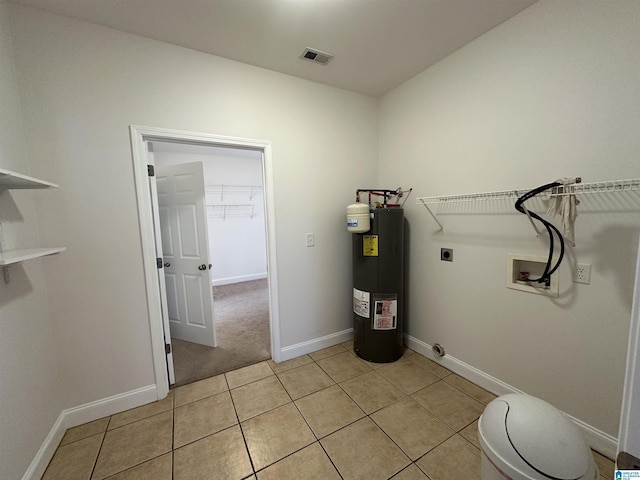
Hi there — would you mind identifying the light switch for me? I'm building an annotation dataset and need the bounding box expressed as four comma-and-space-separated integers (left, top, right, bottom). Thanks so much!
306, 233, 315, 247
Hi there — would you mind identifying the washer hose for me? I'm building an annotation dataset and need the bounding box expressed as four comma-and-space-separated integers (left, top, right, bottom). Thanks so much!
514, 183, 565, 284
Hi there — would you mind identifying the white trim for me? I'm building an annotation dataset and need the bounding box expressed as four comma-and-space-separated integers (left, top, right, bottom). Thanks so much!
212, 272, 268, 286
129, 125, 282, 385
279, 328, 354, 362
22, 385, 156, 480
618, 235, 640, 464
21, 415, 66, 480
404, 334, 618, 460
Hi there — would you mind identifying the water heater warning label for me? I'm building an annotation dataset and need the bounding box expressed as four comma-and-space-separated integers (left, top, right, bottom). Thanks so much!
353, 288, 370, 317
363, 235, 378, 256
373, 298, 397, 330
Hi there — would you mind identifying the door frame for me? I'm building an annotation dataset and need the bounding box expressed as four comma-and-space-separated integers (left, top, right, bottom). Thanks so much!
130, 125, 281, 400
617, 234, 640, 467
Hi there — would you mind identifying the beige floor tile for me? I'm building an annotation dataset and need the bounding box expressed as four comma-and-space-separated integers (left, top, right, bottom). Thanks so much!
407, 354, 451, 378
174, 425, 253, 480
416, 434, 481, 480
308, 344, 347, 361
593, 450, 614, 479
277, 362, 335, 400
390, 464, 430, 479
242, 403, 316, 471
256, 442, 341, 480
231, 375, 291, 421
355, 356, 389, 370
399, 348, 417, 361
267, 355, 313, 374
371, 396, 455, 461
108, 391, 174, 430
321, 417, 410, 480
339, 370, 404, 414
443, 373, 496, 404
377, 358, 440, 394
60, 417, 109, 446
295, 385, 365, 438
412, 380, 485, 431
174, 390, 238, 448
105, 453, 172, 480
174, 374, 228, 407
460, 419, 480, 449
42, 433, 103, 480
92, 410, 173, 480
225, 361, 274, 389
341, 340, 354, 352
316, 351, 372, 383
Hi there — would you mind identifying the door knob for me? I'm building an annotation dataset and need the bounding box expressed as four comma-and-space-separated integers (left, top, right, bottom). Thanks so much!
164, 262, 171, 268
198, 264, 207, 271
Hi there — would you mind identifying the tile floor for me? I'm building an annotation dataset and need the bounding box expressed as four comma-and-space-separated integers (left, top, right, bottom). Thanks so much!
43, 342, 615, 479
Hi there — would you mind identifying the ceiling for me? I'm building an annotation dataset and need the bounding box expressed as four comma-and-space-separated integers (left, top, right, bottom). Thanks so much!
10, 0, 538, 97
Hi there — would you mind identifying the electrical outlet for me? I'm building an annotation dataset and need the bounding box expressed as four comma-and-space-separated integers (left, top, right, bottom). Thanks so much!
441, 248, 453, 262
574, 263, 591, 284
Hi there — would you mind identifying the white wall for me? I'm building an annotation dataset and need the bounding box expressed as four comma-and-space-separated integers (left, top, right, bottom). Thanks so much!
155, 146, 268, 285
0, 2, 65, 478
7, 0, 638, 475
8, 0, 377, 420
378, 0, 640, 440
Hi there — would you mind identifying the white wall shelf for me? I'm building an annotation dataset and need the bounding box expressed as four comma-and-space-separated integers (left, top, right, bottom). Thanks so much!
0, 247, 66, 266
0, 167, 59, 189
0, 168, 65, 283
416, 177, 640, 231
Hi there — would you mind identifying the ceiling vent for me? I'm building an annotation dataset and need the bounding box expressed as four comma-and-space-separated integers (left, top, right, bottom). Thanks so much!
300, 47, 333, 65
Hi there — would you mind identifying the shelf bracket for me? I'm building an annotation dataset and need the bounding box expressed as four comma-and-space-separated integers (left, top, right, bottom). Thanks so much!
3, 266, 10, 284
419, 198, 444, 231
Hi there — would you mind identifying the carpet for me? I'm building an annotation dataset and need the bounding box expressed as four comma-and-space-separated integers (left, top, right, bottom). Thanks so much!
171, 279, 271, 387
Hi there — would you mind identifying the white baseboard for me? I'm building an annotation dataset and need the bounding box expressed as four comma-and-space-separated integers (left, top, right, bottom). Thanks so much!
22, 385, 158, 480
21, 414, 67, 480
404, 334, 618, 460
279, 328, 354, 362
212, 273, 267, 286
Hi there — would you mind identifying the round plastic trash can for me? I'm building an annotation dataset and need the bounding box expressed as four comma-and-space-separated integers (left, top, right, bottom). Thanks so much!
478, 393, 598, 480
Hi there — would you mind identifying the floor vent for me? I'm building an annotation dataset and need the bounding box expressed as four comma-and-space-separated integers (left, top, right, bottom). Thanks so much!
300, 47, 333, 65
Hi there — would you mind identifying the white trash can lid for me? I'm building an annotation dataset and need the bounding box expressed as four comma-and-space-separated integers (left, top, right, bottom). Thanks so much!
479, 394, 593, 480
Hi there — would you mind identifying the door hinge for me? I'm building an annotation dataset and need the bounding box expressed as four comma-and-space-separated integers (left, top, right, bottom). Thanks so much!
165, 343, 171, 354
156, 257, 163, 269
147, 164, 155, 176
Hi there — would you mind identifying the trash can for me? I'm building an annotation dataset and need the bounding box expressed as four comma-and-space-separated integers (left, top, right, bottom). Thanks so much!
478, 394, 598, 480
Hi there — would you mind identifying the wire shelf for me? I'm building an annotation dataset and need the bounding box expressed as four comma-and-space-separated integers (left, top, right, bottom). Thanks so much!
416, 178, 640, 205
206, 204, 257, 219
205, 184, 263, 201
415, 177, 640, 232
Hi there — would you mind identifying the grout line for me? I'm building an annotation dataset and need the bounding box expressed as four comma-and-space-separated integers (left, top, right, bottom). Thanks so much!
229, 382, 257, 476
88, 418, 109, 480
52, 347, 490, 480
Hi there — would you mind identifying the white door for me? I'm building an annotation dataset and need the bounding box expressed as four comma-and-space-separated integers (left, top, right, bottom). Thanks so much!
156, 161, 217, 348
147, 144, 175, 385
617, 236, 640, 470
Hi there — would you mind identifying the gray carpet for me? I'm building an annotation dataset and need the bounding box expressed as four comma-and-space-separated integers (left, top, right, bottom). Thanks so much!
171, 279, 271, 387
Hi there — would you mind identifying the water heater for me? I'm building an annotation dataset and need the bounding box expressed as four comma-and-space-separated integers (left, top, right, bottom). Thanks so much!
351, 204, 405, 363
